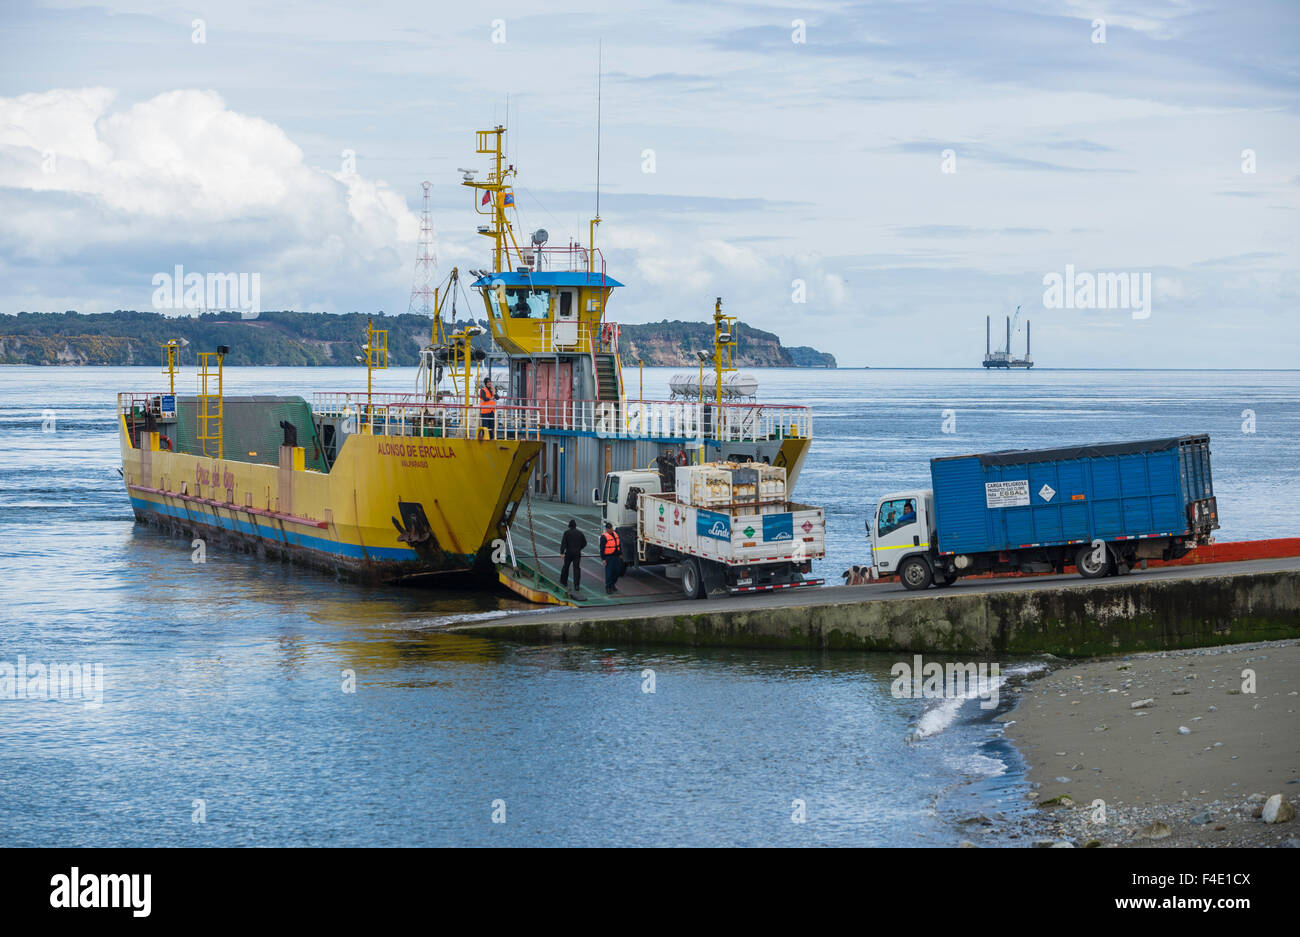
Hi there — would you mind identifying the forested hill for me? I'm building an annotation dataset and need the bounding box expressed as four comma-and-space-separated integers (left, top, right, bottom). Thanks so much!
617, 320, 835, 368
0, 310, 837, 368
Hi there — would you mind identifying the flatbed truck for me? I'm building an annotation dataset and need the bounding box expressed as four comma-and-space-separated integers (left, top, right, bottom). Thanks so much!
594, 462, 825, 599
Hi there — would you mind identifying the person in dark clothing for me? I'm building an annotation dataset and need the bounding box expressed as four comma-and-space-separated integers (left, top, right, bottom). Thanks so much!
559, 519, 587, 597
600, 522, 622, 594
654, 450, 677, 492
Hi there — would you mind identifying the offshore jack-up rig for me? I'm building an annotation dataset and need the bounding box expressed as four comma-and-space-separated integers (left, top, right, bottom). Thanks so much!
983, 306, 1033, 369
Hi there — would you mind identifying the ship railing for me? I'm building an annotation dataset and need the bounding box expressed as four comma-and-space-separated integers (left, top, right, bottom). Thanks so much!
310, 392, 541, 441
116, 392, 168, 448
120, 389, 812, 445
507, 397, 812, 442
117, 392, 167, 418
526, 245, 605, 277
538, 321, 593, 354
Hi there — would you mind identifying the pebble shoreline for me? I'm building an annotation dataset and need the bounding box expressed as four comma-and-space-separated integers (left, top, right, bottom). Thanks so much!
969, 639, 1300, 847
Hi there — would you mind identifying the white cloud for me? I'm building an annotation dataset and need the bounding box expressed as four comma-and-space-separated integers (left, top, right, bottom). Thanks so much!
1, 0, 1297, 365
0, 87, 420, 311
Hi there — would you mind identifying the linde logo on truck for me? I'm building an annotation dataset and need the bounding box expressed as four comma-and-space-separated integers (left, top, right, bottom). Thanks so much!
985, 479, 1030, 508
697, 510, 730, 540
763, 513, 793, 542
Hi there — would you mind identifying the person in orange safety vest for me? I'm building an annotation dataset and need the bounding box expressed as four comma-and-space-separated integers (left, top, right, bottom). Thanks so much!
600, 522, 622, 594
479, 378, 497, 434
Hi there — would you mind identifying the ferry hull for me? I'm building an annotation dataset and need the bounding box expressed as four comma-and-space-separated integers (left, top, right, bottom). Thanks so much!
120, 417, 541, 583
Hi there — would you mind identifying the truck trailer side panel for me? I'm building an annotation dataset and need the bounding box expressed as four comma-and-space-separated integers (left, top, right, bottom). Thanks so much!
640, 493, 825, 566
931, 435, 1214, 556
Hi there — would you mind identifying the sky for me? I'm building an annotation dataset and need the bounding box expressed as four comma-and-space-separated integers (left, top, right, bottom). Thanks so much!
0, 0, 1297, 368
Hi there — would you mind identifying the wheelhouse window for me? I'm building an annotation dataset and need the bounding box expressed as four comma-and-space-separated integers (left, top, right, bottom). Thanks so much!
507, 287, 550, 319
557, 289, 574, 319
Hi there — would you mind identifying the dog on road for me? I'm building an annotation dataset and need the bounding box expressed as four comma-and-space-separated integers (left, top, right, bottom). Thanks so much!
841, 564, 875, 586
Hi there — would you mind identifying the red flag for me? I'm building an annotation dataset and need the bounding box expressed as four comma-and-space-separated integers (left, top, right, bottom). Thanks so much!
481, 190, 491, 206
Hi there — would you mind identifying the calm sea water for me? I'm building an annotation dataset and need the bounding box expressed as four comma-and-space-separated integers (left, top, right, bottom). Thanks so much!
1, 366, 1297, 846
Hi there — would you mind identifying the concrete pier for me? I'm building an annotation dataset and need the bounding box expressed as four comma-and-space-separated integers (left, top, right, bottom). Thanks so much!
453, 557, 1300, 656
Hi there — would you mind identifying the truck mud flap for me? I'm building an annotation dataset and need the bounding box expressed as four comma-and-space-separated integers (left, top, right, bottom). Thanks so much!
729, 578, 825, 595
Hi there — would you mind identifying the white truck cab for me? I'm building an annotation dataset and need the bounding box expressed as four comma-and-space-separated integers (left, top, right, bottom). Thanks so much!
593, 469, 663, 529
870, 489, 948, 589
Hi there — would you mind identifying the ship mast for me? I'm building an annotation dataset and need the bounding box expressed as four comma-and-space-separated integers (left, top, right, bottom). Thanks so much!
590, 40, 602, 273
461, 126, 524, 275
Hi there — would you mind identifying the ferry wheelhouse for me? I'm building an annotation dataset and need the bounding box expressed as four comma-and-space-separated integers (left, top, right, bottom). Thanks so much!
446, 126, 814, 505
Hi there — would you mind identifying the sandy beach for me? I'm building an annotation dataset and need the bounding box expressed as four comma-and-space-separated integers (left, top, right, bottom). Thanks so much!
997, 639, 1300, 847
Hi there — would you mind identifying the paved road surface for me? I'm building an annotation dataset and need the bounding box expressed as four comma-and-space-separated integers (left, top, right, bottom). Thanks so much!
457, 555, 1300, 631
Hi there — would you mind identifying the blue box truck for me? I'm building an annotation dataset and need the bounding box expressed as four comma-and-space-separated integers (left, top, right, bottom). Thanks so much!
869, 435, 1219, 590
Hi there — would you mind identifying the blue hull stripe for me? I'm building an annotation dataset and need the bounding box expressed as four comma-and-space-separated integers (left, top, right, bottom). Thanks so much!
128, 495, 473, 565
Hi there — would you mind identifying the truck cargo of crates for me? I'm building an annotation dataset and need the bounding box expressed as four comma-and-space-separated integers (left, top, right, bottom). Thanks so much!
593, 461, 824, 599
869, 435, 1219, 590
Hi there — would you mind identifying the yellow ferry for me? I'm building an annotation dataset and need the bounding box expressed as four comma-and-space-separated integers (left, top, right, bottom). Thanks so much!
116, 124, 812, 588
117, 322, 542, 582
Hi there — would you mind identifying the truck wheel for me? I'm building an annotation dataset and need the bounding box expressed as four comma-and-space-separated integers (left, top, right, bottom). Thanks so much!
681, 558, 705, 600
1075, 544, 1111, 579
899, 556, 933, 591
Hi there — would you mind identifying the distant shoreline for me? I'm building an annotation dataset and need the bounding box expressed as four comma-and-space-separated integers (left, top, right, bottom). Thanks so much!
0, 310, 837, 368
8, 363, 1300, 372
